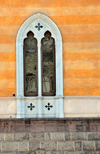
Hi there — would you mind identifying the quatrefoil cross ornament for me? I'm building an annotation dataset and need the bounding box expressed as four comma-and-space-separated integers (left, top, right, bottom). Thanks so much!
45, 103, 53, 110
35, 23, 43, 31
27, 103, 35, 111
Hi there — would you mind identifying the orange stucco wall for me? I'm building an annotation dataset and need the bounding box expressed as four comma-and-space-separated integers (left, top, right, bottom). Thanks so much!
0, 0, 100, 96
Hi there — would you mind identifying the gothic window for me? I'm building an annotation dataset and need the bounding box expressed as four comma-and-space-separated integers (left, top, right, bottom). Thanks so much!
16, 13, 64, 118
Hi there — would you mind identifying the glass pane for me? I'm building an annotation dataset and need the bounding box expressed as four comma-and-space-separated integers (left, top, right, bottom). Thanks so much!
43, 52, 54, 77
25, 35, 37, 93
26, 81, 37, 93
42, 36, 53, 51
42, 36, 53, 46
43, 77, 54, 93
42, 36, 55, 93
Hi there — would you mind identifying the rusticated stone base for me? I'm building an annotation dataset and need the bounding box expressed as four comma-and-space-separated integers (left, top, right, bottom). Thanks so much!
0, 118, 100, 153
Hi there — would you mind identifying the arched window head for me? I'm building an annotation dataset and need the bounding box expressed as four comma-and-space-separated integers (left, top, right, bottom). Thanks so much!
41, 31, 55, 96
27, 31, 34, 37
44, 31, 51, 37
24, 31, 38, 96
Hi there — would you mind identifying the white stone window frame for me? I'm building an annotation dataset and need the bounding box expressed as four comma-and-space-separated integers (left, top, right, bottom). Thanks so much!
16, 13, 64, 118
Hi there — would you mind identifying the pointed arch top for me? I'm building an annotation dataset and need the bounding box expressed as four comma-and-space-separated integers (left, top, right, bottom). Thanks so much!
17, 13, 62, 43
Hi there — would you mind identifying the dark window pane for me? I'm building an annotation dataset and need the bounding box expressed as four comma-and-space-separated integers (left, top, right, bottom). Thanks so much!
42, 36, 53, 46
24, 33, 37, 95
42, 32, 55, 95
43, 77, 54, 93
43, 51, 54, 77
26, 81, 37, 93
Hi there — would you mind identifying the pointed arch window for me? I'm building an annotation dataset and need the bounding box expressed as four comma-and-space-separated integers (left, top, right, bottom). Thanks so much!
16, 13, 64, 118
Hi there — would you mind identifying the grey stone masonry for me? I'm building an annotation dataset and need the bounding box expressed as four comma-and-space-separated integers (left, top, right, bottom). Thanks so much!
0, 133, 100, 152
0, 118, 100, 153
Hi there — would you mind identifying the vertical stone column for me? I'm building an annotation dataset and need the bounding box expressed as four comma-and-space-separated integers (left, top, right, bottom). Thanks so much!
38, 39, 42, 97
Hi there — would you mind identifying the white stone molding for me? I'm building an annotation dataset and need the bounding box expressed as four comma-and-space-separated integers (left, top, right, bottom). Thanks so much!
64, 96, 100, 117
16, 13, 64, 118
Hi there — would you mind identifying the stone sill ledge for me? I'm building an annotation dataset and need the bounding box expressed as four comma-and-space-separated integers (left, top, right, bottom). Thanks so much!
0, 117, 99, 133
0, 117, 100, 121
0, 95, 100, 99
0, 96, 64, 99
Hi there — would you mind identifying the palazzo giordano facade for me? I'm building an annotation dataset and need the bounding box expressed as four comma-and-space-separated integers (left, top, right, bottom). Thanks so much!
0, 0, 100, 153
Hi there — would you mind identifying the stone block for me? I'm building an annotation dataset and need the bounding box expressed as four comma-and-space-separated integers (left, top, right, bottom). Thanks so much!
0, 153, 16, 154
19, 141, 29, 152
74, 141, 82, 151
0, 142, 2, 152
64, 96, 100, 117
29, 141, 40, 151
90, 125, 97, 132
14, 133, 29, 141
64, 152, 78, 154
2, 141, 18, 152
0, 98, 16, 117
0, 133, 4, 141
30, 133, 45, 141
51, 132, 64, 141
71, 132, 87, 140
16, 153, 29, 154
5, 133, 13, 141
83, 141, 94, 151
35, 150, 46, 154
69, 123, 76, 132
45, 132, 51, 141
64, 132, 70, 141
46, 152, 64, 154
44, 125, 58, 132
65, 124, 69, 132
16, 152, 35, 154
41, 141, 57, 151
79, 152, 97, 154
95, 141, 100, 151
86, 124, 90, 132
58, 141, 74, 151
76, 124, 83, 132
88, 132, 100, 140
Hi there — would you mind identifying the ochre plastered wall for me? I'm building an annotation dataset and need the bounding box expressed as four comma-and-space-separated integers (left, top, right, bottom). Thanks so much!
0, 0, 100, 96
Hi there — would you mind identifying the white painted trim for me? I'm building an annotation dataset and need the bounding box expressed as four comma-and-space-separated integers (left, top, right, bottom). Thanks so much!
64, 96, 100, 117
16, 13, 64, 118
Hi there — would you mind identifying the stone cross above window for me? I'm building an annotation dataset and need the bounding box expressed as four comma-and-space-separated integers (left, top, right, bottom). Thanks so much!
35, 23, 43, 31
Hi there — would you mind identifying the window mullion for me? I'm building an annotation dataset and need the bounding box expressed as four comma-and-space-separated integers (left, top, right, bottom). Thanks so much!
38, 40, 42, 96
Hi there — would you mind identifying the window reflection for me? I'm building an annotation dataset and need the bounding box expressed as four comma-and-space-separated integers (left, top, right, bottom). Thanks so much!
42, 31, 55, 95
24, 31, 37, 95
